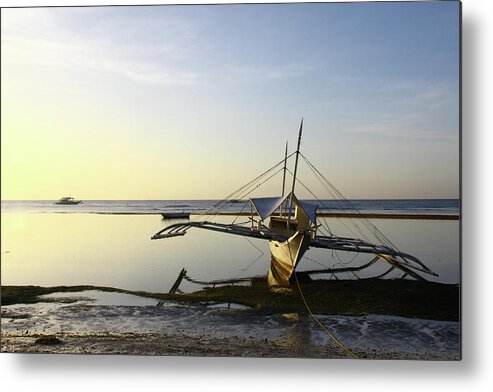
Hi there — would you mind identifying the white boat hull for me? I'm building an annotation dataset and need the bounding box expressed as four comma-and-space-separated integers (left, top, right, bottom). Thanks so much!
267, 232, 310, 287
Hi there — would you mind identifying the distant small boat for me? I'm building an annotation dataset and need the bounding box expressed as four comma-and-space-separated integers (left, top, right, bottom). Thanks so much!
161, 212, 190, 220
229, 199, 241, 203
55, 197, 82, 205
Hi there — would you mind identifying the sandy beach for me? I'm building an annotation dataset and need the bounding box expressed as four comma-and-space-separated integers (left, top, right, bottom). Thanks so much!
1, 286, 460, 359
1, 332, 457, 360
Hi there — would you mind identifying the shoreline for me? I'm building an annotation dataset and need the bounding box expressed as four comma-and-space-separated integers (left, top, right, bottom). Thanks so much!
201, 212, 460, 220
1, 211, 460, 220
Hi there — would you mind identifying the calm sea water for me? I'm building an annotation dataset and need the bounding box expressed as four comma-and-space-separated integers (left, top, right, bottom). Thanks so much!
1, 199, 460, 292
1, 199, 460, 215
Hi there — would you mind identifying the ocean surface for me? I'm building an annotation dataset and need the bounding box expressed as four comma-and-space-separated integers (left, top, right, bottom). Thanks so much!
2, 198, 460, 291
1, 199, 460, 216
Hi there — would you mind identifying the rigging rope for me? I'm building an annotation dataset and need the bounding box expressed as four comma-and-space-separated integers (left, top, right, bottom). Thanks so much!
286, 235, 358, 359
335, 251, 360, 266
236, 167, 285, 204
234, 236, 265, 279
231, 197, 250, 225
302, 254, 332, 269
190, 152, 296, 223
200, 164, 287, 224
300, 153, 400, 251
295, 278, 358, 358
284, 166, 370, 242
283, 168, 334, 236
300, 163, 372, 242
284, 165, 375, 243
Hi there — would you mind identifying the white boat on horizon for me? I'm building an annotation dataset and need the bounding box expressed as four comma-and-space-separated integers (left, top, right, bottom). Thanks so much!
55, 197, 82, 205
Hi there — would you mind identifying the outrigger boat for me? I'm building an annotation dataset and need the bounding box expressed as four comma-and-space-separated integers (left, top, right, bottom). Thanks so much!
152, 120, 437, 288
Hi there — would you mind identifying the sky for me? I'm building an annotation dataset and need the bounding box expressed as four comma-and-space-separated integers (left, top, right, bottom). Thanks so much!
1, 1, 460, 200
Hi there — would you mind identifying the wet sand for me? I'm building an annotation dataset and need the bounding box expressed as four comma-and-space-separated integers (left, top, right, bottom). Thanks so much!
1, 332, 344, 358
1, 332, 456, 359
1, 290, 460, 359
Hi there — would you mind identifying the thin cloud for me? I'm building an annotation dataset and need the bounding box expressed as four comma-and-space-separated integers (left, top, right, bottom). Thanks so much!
225, 62, 320, 83
2, 8, 206, 86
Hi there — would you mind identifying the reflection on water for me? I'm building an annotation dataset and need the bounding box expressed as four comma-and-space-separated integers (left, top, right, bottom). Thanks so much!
39, 290, 160, 306
1, 213, 460, 292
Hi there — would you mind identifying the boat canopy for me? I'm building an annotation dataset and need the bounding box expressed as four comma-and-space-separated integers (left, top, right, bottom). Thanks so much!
250, 192, 318, 225
250, 195, 290, 221
299, 200, 317, 225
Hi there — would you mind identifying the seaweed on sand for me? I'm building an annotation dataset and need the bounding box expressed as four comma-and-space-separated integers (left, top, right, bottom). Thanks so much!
1, 278, 459, 321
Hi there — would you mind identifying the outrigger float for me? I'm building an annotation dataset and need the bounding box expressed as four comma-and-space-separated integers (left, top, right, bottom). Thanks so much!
152, 120, 437, 288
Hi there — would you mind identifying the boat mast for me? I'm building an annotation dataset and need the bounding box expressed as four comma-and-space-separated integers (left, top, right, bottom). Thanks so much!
281, 140, 288, 197
280, 141, 288, 217
287, 118, 303, 226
